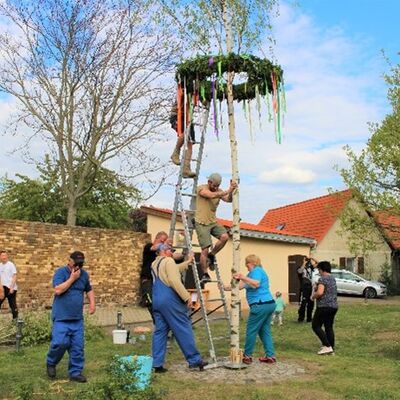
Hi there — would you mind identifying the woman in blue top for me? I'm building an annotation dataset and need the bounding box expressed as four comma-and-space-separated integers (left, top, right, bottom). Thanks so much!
225, 254, 276, 364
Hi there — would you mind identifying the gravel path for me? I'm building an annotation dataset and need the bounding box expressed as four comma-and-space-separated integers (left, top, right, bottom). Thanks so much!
171, 357, 305, 384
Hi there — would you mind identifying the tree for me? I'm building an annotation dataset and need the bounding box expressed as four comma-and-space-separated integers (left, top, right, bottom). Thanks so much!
0, 0, 178, 225
160, 0, 280, 363
0, 160, 141, 229
339, 60, 400, 259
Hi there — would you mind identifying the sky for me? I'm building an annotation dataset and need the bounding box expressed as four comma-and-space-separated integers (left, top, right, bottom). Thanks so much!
1, 0, 399, 224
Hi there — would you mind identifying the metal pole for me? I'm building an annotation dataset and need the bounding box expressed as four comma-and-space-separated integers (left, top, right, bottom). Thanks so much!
15, 319, 24, 352
117, 311, 123, 329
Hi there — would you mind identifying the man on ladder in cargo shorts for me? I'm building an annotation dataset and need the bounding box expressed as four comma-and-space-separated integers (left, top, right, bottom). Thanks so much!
195, 173, 237, 282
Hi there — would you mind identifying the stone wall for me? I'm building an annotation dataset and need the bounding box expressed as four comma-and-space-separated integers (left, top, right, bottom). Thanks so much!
0, 219, 150, 312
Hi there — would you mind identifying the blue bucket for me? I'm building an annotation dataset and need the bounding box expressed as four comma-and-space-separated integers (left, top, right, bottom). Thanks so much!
118, 355, 153, 390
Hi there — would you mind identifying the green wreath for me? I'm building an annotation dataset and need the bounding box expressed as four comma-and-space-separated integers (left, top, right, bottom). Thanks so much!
175, 53, 283, 102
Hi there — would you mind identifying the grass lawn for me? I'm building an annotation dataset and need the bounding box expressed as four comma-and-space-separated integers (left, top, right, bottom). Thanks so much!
1, 302, 400, 399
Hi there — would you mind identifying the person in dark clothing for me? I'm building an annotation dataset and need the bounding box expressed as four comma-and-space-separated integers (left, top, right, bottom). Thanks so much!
297, 256, 318, 322
139, 232, 169, 319
311, 261, 338, 355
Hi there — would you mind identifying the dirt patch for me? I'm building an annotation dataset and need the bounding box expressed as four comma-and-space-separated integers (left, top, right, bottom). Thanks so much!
171, 357, 306, 384
373, 331, 400, 341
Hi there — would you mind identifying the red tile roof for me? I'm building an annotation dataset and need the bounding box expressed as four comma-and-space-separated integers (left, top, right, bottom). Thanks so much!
140, 205, 312, 239
258, 190, 352, 243
372, 211, 400, 249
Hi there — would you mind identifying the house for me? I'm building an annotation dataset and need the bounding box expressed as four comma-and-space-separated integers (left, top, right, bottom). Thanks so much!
371, 211, 400, 287
258, 190, 393, 282
141, 206, 315, 306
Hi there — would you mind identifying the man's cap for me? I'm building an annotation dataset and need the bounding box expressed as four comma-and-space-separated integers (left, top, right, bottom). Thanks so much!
207, 173, 222, 185
156, 243, 172, 253
70, 251, 85, 263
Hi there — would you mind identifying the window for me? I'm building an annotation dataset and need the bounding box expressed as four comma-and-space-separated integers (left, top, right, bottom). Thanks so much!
331, 271, 341, 279
342, 272, 356, 281
276, 223, 286, 231
339, 257, 355, 272
357, 257, 365, 274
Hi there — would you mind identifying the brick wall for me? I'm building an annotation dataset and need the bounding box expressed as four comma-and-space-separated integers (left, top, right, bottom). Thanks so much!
0, 219, 150, 311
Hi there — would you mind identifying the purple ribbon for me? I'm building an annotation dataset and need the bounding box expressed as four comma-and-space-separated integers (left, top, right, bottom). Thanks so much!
211, 78, 219, 137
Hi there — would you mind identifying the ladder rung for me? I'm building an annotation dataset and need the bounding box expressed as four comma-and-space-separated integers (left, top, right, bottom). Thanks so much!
207, 298, 224, 302
201, 279, 220, 283
209, 316, 229, 322
192, 141, 202, 144
184, 209, 196, 213
173, 243, 201, 249
182, 193, 196, 197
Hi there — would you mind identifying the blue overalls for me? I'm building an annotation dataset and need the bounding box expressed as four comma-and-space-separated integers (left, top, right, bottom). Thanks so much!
151, 258, 202, 368
47, 319, 84, 376
46, 266, 91, 377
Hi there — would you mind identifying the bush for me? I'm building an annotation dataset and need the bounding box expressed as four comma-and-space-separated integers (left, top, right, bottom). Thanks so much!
20, 312, 52, 347
379, 262, 400, 295
73, 356, 164, 400
1, 311, 105, 347
13, 356, 165, 400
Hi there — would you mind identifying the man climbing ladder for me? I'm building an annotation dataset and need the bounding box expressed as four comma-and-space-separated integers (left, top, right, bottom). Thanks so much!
169, 87, 196, 178
195, 173, 237, 282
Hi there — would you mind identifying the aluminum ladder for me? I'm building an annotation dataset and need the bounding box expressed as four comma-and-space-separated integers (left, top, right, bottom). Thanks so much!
169, 104, 231, 365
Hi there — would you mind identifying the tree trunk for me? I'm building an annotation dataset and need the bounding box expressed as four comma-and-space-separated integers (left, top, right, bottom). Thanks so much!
227, 71, 241, 360
222, 0, 242, 362
67, 202, 77, 226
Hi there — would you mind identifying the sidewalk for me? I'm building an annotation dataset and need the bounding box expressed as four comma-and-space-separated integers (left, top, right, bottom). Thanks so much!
92, 305, 152, 327
0, 305, 153, 327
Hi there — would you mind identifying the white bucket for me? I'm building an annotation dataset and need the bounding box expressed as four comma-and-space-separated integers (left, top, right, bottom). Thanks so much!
113, 329, 128, 344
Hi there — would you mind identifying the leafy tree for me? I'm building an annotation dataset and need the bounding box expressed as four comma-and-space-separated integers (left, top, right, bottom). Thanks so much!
0, 0, 177, 225
339, 61, 400, 253
0, 160, 140, 229
338, 60, 400, 292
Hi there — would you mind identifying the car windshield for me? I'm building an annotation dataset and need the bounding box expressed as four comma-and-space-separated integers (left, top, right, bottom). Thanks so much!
331, 270, 365, 281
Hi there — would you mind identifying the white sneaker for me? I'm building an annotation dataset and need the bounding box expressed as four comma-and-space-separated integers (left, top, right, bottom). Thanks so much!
317, 346, 333, 355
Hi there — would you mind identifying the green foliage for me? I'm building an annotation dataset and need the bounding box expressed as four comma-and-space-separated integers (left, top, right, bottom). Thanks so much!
339, 60, 400, 253
1, 312, 104, 347
12, 355, 164, 400
129, 209, 148, 233
13, 382, 35, 400
379, 262, 400, 295
20, 312, 52, 347
0, 157, 140, 229
176, 53, 283, 101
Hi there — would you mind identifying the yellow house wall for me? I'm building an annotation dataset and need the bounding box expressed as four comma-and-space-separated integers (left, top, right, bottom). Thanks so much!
147, 214, 310, 308
312, 201, 391, 280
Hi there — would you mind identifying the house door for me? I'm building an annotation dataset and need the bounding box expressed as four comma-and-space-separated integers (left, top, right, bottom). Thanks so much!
288, 254, 305, 303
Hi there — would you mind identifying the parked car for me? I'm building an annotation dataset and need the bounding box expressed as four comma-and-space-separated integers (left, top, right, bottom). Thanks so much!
330, 269, 387, 298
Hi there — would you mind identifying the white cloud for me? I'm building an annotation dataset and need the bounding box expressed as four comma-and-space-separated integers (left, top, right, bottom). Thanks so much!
259, 165, 316, 184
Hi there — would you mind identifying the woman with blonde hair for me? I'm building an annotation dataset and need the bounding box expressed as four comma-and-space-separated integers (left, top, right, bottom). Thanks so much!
225, 254, 276, 364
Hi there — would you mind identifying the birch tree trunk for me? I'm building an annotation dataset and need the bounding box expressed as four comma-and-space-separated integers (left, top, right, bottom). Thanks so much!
222, 0, 242, 362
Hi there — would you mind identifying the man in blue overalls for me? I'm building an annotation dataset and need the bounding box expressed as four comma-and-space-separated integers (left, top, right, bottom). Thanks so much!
151, 243, 207, 372
46, 251, 95, 383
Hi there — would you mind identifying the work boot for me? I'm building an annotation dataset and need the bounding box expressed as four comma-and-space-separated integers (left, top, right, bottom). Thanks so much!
182, 151, 196, 178
154, 366, 168, 373
70, 374, 87, 383
170, 146, 181, 165
47, 364, 56, 379
182, 165, 196, 178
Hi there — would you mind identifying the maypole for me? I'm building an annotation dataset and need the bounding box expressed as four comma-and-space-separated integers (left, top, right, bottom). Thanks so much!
221, 0, 242, 365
